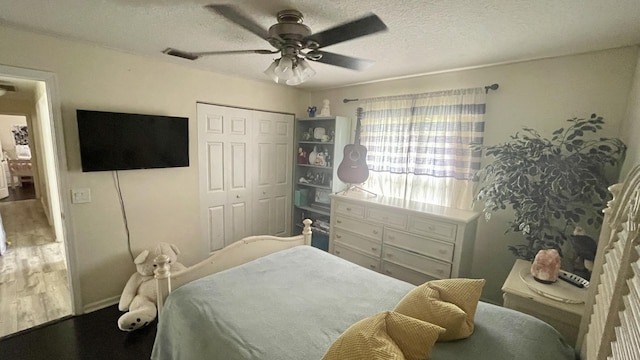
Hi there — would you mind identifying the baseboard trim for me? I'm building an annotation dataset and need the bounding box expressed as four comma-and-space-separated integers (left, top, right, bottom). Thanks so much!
83, 295, 120, 314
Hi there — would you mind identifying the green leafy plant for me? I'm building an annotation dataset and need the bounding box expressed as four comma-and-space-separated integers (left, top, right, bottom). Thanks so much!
473, 114, 626, 260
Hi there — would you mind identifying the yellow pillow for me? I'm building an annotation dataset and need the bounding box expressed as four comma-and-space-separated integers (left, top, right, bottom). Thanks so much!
322, 311, 444, 360
394, 278, 486, 341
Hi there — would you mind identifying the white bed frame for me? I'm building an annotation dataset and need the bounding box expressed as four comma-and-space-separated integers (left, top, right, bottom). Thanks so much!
153, 165, 640, 359
154, 218, 312, 313
577, 165, 640, 359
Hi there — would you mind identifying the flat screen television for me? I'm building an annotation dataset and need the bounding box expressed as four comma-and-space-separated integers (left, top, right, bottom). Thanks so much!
77, 109, 189, 172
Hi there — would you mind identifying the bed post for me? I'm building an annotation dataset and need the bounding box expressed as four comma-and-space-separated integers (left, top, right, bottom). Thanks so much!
154, 254, 172, 315
302, 218, 312, 246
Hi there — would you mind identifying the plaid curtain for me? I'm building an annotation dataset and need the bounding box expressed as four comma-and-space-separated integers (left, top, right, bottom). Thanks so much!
360, 87, 486, 209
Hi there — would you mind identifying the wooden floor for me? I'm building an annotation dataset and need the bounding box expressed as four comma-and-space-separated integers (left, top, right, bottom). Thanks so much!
0, 305, 156, 360
0, 182, 36, 203
0, 199, 71, 338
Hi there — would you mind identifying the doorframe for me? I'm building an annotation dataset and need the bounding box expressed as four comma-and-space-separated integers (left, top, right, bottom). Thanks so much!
0, 64, 80, 314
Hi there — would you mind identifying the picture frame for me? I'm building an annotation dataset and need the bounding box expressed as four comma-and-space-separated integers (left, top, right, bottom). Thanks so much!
315, 189, 331, 204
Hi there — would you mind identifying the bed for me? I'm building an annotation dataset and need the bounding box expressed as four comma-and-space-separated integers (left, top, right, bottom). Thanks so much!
151, 165, 640, 359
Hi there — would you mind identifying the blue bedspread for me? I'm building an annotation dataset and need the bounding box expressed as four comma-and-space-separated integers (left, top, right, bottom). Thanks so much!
151, 246, 575, 360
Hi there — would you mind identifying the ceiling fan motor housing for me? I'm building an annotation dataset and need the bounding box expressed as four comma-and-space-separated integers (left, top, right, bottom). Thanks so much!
268, 9, 311, 50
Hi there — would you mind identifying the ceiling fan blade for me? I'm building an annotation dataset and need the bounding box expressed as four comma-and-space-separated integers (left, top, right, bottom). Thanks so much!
205, 4, 270, 41
310, 51, 374, 71
306, 13, 387, 48
163, 48, 277, 61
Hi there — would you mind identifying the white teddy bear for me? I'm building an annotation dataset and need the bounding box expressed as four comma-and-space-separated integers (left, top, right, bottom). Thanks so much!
117, 242, 186, 331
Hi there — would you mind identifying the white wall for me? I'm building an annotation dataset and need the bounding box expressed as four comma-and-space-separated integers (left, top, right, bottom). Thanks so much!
0, 24, 309, 310
619, 49, 640, 179
309, 47, 638, 303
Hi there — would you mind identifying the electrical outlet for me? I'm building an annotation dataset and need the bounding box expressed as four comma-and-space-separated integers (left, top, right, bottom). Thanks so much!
71, 188, 91, 204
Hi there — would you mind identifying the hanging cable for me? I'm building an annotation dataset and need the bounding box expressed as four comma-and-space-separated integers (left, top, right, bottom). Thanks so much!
113, 170, 134, 261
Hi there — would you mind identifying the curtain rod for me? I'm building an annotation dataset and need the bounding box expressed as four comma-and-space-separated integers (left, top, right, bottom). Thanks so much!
342, 83, 500, 103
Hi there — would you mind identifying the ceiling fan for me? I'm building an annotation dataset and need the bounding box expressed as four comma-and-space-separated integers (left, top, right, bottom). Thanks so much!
163, 4, 388, 85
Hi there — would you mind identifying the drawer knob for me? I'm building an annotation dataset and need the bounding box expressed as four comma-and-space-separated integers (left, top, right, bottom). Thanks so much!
336, 235, 342, 239
385, 270, 392, 275
335, 250, 341, 255
388, 235, 395, 240
337, 220, 342, 224
369, 264, 376, 269
437, 269, 444, 274
428, 226, 436, 231
372, 230, 379, 235
371, 247, 377, 252
346, 207, 352, 211
438, 249, 447, 254
386, 253, 393, 258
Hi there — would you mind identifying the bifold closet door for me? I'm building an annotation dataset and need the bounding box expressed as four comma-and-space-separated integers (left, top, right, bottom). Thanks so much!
197, 103, 293, 253
252, 111, 293, 237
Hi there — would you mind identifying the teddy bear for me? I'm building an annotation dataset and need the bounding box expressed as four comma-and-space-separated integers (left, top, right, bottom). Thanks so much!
117, 242, 187, 331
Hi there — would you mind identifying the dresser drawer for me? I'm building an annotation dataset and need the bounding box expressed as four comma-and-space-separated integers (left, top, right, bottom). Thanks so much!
333, 216, 383, 241
385, 229, 454, 262
334, 201, 365, 218
408, 217, 457, 242
366, 208, 407, 229
382, 245, 451, 279
382, 261, 438, 286
334, 229, 381, 257
333, 244, 380, 272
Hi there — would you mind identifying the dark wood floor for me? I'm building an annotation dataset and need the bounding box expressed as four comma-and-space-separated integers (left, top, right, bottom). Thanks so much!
0, 305, 156, 360
0, 182, 36, 202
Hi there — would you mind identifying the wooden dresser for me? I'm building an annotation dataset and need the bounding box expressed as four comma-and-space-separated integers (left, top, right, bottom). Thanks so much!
329, 193, 480, 285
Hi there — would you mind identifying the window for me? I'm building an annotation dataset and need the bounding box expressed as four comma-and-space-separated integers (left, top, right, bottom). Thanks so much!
359, 87, 486, 210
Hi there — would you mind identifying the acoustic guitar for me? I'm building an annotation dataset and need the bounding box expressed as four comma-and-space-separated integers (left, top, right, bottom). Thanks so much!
337, 110, 369, 184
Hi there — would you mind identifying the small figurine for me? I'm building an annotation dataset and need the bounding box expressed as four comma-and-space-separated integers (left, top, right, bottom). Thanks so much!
307, 106, 317, 118
319, 99, 331, 117
314, 151, 326, 167
297, 147, 308, 164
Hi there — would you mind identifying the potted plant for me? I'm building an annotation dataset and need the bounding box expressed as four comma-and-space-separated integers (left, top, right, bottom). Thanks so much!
473, 114, 626, 261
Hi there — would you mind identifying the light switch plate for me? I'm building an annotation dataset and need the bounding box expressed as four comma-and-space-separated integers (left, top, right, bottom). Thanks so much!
71, 188, 91, 204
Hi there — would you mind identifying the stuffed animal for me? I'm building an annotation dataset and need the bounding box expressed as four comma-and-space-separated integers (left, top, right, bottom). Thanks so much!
117, 242, 186, 331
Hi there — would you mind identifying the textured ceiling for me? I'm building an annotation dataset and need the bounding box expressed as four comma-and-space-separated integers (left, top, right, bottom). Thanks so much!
1, 0, 639, 90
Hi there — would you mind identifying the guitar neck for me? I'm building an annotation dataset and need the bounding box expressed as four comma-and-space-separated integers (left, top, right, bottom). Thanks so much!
354, 108, 363, 145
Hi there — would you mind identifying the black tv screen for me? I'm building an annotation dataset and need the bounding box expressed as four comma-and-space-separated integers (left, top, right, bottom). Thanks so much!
77, 109, 189, 172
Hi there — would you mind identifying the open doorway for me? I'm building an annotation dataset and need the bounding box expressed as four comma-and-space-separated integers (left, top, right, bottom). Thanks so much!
0, 68, 77, 338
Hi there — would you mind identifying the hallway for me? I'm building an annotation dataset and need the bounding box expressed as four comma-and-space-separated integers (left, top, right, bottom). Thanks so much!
0, 199, 71, 338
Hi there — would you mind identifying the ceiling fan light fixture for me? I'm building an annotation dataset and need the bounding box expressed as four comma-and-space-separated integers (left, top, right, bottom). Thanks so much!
265, 56, 316, 86
263, 60, 280, 83
297, 58, 316, 80
274, 56, 295, 80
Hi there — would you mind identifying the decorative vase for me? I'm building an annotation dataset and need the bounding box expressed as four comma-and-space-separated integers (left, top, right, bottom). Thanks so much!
307, 106, 317, 118
308, 146, 318, 165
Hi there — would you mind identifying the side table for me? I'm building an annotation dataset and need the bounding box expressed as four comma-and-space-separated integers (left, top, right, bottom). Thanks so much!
501, 259, 585, 346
